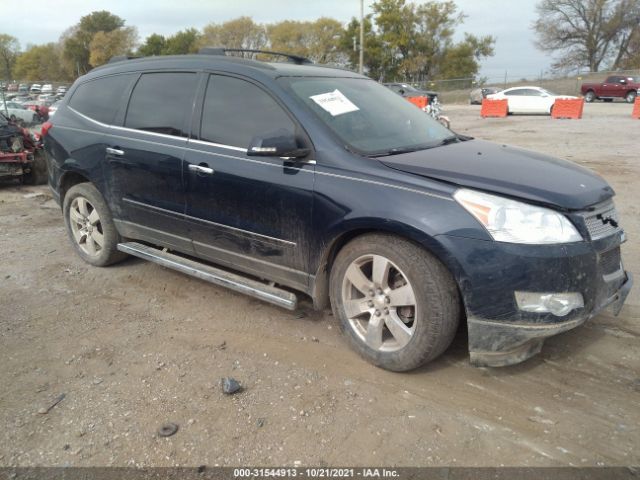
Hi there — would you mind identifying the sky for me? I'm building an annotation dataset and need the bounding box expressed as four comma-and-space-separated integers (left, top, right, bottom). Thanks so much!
3, 0, 551, 82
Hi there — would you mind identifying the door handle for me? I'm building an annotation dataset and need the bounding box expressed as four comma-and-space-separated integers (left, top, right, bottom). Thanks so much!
188, 164, 215, 175
106, 147, 124, 156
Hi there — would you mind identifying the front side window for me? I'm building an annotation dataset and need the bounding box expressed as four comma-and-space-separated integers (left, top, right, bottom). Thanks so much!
69, 74, 134, 124
200, 75, 296, 148
125, 72, 198, 137
279, 76, 451, 156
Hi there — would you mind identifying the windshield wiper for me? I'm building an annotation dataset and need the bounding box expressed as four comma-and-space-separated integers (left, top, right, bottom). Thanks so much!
438, 135, 460, 146
367, 146, 429, 158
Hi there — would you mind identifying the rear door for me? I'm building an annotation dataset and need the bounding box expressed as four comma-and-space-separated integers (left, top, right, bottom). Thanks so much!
183, 73, 315, 290
104, 71, 199, 253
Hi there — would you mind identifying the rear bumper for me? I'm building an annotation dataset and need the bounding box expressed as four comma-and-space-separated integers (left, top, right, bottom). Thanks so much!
468, 271, 632, 367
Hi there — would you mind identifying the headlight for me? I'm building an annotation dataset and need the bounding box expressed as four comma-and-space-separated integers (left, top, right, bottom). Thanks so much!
454, 188, 582, 244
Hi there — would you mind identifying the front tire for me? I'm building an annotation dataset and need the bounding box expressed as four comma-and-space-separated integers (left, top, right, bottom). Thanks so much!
63, 183, 126, 267
626, 91, 637, 103
330, 233, 460, 371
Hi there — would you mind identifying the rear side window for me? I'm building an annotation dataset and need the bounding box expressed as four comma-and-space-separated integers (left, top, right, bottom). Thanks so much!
125, 72, 198, 137
69, 74, 134, 124
200, 75, 295, 148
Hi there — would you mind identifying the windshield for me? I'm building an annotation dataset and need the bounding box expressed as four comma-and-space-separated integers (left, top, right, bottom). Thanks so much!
279, 77, 452, 156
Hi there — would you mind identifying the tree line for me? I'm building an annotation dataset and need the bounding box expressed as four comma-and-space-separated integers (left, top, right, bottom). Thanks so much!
0, 0, 495, 84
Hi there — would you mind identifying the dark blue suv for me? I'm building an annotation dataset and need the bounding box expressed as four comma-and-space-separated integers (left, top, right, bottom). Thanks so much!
44, 49, 632, 371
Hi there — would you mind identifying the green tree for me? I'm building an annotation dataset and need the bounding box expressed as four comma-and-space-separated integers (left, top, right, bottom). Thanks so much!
62, 11, 127, 75
89, 27, 138, 67
338, 16, 385, 78
200, 17, 267, 54
138, 33, 167, 56
0, 34, 20, 80
163, 28, 201, 55
364, 0, 495, 81
267, 18, 344, 63
14, 43, 69, 81
439, 33, 495, 79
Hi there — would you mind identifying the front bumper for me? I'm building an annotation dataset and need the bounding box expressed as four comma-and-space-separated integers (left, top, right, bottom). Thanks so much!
468, 272, 632, 367
437, 231, 632, 367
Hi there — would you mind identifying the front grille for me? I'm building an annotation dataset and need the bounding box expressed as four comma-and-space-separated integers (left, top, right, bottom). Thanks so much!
582, 201, 621, 240
600, 247, 621, 275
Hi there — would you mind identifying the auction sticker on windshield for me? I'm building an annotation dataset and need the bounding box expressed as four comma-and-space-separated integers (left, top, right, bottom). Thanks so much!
310, 89, 359, 116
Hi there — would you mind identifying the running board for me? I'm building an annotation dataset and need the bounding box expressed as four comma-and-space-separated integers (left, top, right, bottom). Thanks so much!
117, 242, 298, 310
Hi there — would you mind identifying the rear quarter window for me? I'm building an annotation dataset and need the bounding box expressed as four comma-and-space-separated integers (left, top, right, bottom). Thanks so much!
68, 74, 135, 124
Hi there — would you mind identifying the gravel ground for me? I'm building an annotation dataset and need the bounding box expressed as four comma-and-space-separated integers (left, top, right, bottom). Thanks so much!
0, 102, 638, 467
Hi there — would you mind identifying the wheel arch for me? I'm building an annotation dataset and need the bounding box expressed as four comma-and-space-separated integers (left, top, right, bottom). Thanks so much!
309, 221, 467, 311
59, 169, 91, 205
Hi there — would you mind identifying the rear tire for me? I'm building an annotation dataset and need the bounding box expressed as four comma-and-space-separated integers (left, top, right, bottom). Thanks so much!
626, 91, 637, 103
329, 233, 461, 372
63, 183, 126, 267
584, 91, 595, 103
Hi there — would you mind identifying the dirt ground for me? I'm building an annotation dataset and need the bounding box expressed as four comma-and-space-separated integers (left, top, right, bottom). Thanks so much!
1, 102, 638, 468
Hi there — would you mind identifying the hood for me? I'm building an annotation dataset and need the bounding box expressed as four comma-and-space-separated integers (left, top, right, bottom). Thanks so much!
380, 139, 614, 210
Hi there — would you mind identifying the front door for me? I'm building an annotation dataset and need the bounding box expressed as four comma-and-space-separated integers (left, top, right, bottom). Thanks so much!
184, 74, 315, 291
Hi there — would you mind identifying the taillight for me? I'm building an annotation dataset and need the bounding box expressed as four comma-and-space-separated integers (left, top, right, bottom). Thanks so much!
41, 121, 52, 137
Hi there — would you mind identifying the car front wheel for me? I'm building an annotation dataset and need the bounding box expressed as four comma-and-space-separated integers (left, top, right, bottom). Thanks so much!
626, 91, 637, 103
63, 183, 126, 267
330, 233, 460, 371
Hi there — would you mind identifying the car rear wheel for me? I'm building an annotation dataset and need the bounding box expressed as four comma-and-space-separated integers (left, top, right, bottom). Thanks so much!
63, 183, 126, 267
330, 233, 460, 371
626, 91, 637, 103
584, 91, 596, 103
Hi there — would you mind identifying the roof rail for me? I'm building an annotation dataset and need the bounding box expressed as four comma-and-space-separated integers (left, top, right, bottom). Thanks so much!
198, 47, 312, 65
108, 55, 140, 64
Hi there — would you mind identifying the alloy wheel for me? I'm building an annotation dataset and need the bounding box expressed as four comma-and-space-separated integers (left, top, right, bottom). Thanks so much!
69, 196, 104, 257
341, 254, 417, 352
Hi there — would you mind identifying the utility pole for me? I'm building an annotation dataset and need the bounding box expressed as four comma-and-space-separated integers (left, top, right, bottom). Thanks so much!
359, 0, 364, 74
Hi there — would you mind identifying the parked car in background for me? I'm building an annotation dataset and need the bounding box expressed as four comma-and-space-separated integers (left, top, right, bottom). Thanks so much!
487, 86, 577, 115
41, 84, 53, 94
23, 100, 50, 121
18, 84, 28, 94
45, 50, 630, 371
383, 82, 439, 103
469, 86, 501, 104
47, 99, 62, 117
29, 84, 42, 93
56, 85, 68, 95
7, 83, 18, 92
581, 75, 639, 103
1, 101, 39, 124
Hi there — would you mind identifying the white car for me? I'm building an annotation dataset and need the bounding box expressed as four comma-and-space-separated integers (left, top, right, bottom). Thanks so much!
29, 83, 42, 93
48, 100, 63, 117
487, 86, 577, 115
41, 84, 53, 93
1, 101, 38, 124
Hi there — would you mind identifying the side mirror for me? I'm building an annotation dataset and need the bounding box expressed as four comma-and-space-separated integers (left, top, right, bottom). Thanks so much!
247, 130, 310, 159
620, 79, 627, 84
398, 89, 405, 95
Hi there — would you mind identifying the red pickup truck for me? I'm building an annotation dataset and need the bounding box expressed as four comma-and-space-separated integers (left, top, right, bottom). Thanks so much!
581, 75, 639, 103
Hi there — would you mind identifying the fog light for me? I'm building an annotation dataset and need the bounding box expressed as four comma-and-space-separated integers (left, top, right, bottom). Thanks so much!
515, 292, 584, 317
